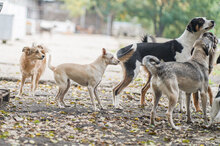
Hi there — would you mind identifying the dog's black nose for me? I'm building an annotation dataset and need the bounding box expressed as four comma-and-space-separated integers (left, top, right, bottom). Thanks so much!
211, 20, 215, 25
42, 55, 45, 58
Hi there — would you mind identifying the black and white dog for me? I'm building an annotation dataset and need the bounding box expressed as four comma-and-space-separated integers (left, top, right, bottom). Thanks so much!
113, 17, 215, 108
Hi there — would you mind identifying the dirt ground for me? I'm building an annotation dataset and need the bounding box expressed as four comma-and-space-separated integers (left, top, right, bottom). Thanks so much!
0, 72, 220, 145
0, 34, 220, 145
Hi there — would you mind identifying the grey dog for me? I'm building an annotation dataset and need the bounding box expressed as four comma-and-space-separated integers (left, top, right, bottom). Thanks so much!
142, 32, 217, 130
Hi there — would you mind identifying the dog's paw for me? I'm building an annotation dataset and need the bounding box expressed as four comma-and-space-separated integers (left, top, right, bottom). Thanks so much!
63, 103, 70, 107
16, 94, 22, 98
29, 91, 35, 97
57, 103, 65, 108
186, 117, 194, 124
173, 126, 182, 131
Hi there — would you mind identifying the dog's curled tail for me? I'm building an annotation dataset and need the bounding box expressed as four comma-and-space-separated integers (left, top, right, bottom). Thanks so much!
48, 54, 55, 71
117, 43, 137, 62
142, 55, 160, 74
142, 35, 156, 43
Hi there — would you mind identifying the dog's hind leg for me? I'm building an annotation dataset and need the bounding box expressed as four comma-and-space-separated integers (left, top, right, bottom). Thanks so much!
165, 81, 180, 130
186, 93, 192, 123
200, 92, 208, 124
150, 82, 162, 125
208, 86, 213, 106
94, 85, 104, 110
112, 62, 139, 108
192, 92, 202, 112
140, 67, 151, 106
113, 74, 133, 108
60, 79, 70, 107
55, 88, 63, 107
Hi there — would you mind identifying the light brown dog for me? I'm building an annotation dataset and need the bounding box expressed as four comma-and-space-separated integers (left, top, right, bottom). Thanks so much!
48, 48, 119, 111
18, 44, 47, 97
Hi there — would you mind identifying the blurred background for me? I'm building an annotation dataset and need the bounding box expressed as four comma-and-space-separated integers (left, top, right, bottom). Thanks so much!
0, 0, 219, 83
0, 0, 220, 40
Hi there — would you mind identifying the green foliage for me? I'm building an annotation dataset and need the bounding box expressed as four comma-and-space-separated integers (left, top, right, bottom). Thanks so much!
63, 0, 220, 37
63, 0, 92, 17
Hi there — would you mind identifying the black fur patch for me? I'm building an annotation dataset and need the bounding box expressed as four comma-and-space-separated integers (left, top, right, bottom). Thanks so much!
187, 18, 205, 33
203, 46, 209, 56
191, 48, 195, 55
142, 35, 148, 43
216, 85, 220, 98
217, 55, 220, 64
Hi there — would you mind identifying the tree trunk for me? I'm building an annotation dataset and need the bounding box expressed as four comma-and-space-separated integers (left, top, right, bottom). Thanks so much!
155, 4, 165, 37
156, 22, 165, 37
106, 13, 114, 36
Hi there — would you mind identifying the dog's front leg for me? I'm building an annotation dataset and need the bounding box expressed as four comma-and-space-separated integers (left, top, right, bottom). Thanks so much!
30, 74, 36, 96
186, 93, 192, 123
88, 86, 97, 111
201, 92, 208, 124
93, 86, 104, 110
18, 76, 26, 97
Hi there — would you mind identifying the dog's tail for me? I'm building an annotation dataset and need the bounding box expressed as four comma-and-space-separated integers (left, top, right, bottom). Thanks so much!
48, 54, 55, 71
142, 34, 156, 43
117, 43, 137, 62
142, 55, 161, 74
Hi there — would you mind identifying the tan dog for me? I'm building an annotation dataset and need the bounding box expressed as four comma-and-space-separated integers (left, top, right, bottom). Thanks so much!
18, 44, 47, 97
48, 48, 119, 111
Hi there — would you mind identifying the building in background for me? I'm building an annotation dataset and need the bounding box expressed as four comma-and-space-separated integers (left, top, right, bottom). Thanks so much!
0, 0, 40, 40
0, 0, 142, 42
0, 0, 75, 41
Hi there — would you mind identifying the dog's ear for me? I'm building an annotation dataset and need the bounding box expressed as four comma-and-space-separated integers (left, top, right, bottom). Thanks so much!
187, 22, 193, 33
22, 47, 31, 55
203, 45, 209, 56
102, 48, 106, 56
191, 48, 195, 55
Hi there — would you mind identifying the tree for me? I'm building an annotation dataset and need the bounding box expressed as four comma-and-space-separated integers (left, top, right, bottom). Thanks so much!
63, 0, 126, 35
63, 0, 92, 27
125, 0, 188, 37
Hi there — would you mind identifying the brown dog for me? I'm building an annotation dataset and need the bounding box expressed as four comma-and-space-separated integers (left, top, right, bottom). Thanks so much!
192, 33, 218, 112
18, 44, 47, 97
